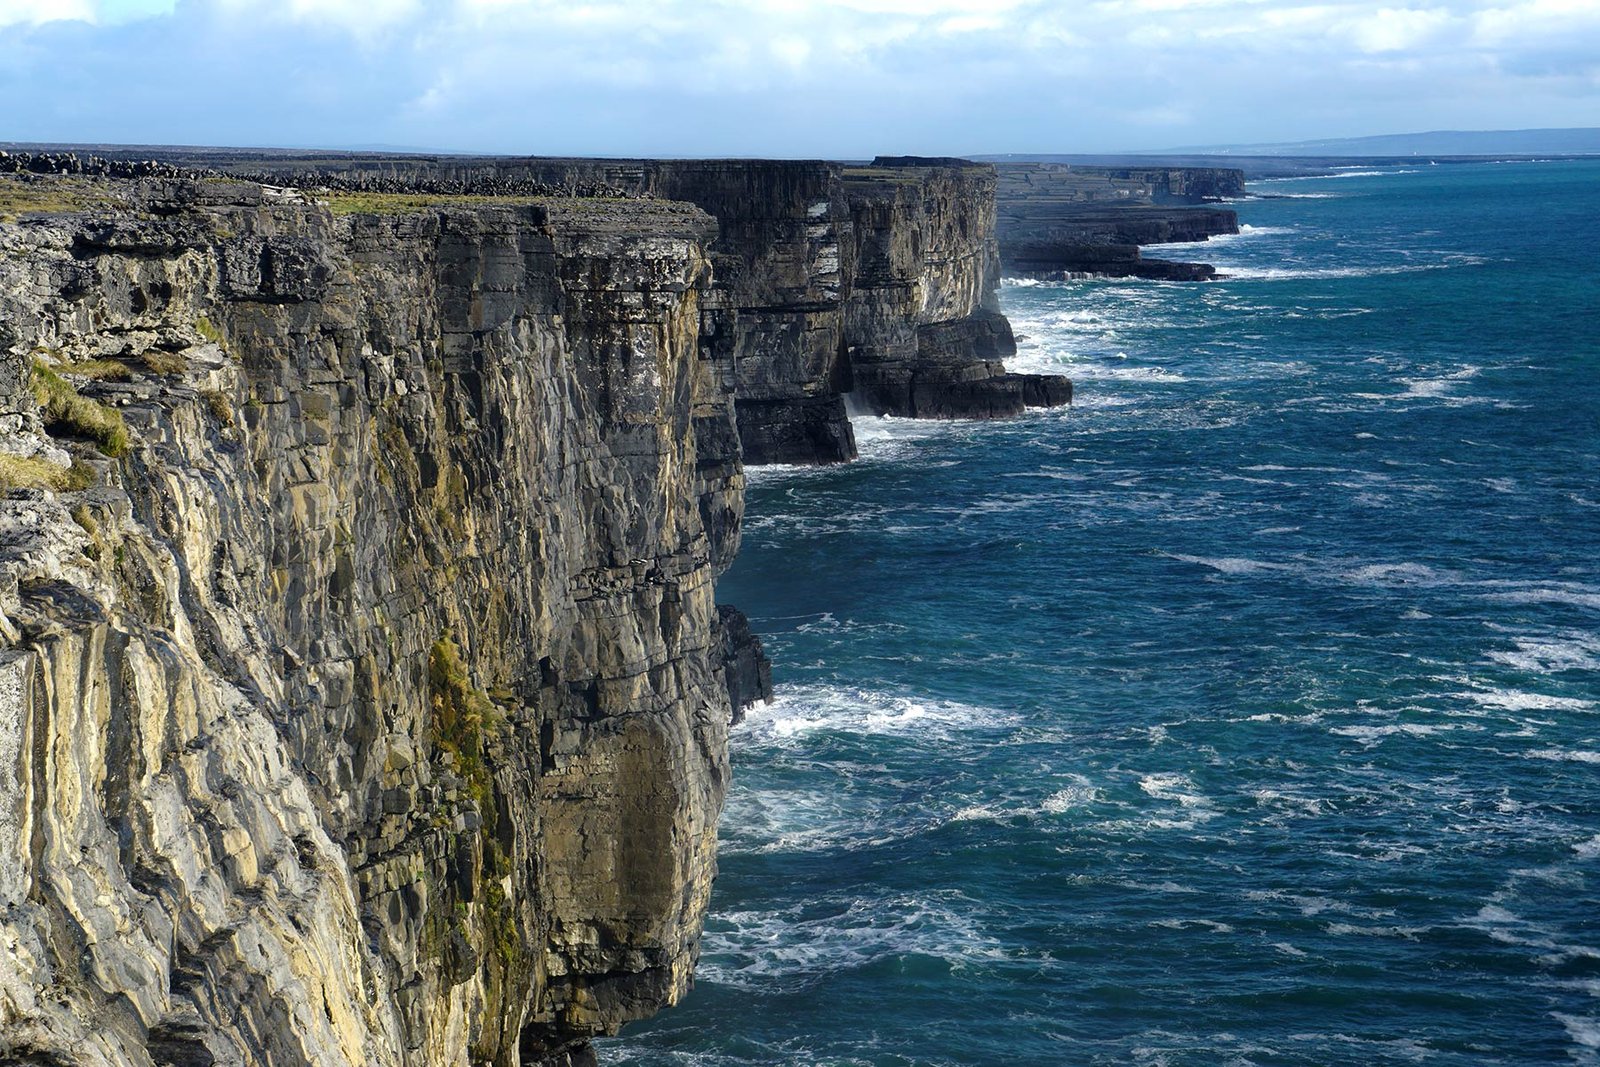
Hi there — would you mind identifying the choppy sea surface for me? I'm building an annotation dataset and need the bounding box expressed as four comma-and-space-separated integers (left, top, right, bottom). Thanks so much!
600, 160, 1600, 1065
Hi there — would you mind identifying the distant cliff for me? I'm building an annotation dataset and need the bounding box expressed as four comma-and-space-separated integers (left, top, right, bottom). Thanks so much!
0, 152, 1064, 1067
134, 152, 1069, 465
994, 162, 1242, 280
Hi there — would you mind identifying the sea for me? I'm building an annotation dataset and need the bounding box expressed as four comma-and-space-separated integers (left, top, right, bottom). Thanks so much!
599, 159, 1600, 1066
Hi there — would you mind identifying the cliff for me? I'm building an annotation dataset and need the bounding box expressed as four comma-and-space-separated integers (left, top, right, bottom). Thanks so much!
0, 149, 1061, 1067
994, 163, 1242, 280
290, 155, 1071, 464
6, 150, 1069, 466
0, 175, 744, 1067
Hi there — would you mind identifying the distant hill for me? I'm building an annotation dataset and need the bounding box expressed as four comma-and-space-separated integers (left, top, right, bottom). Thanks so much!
1166, 128, 1600, 157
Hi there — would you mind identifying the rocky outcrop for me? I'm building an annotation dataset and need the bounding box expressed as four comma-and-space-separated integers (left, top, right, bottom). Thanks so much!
0, 152, 1070, 1067
995, 162, 1242, 280
259, 156, 1068, 463
0, 177, 752, 1067
12, 151, 1070, 466
713, 606, 772, 725
1073, 166, 1245, 203
838, 162, 1071, 419
1000, 239, 1218, 281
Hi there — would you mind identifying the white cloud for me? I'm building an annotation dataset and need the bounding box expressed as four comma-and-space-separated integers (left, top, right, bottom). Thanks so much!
1, 0, 1597, 155
0, 0, 94, 26
1345, 7, 1455, 52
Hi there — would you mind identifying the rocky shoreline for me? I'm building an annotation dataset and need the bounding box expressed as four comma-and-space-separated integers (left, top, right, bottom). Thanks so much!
994, 162, 1244, 280
0, 150, 1069, 1067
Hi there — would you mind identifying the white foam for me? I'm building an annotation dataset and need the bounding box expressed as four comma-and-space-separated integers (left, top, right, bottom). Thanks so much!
737, 684, 1015, 746
1324, 921, 1426, 939
1491, 630, 1600, 671
1457, 685, 1593, 713
1150, 918, 1235, 933
846, 412, 952, 463
1329, 168, 1418, 178
1339, 561, 1446, 586
1528, 748, 1600, 764
1251, 788, 1326, 817
1042, 781, 1098, 813
743, 461, 835, 486
1144, 225, 1294, 254
1553, 1013, 1600, 1051
719, 786, 882, 855
1481, 583, 1600, 611
1331, 722, 1479, 743
1060, 364, 1189, 383
1285, 1032, 1433, 1062
1206, 255, 1485, 282
698, 892, 1008, 988
1396, 365, 1481, 399
1161, 552, 1295, 576
1258, 169, 1417, 182
1138, 772, 1216, 814
949, 776, 1098, 823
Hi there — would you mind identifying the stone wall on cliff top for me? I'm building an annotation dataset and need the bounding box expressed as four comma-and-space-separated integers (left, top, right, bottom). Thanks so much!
0, 177, 751, 1067
157, 154, 1072, 466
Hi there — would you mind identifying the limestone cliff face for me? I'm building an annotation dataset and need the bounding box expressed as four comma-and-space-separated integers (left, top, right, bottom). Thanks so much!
0, 151, 1061, 1067
100, 154, 1070, 466
361, 158, 1068, 464
994, 162, 1241, 280
841, 162, 1068, 420
0, 180, 739, 1066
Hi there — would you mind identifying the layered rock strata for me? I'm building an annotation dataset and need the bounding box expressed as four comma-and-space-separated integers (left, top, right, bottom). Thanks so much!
0, 177, 746, 1067
0, 149, 1065, 1067
995, 162, 1242, 280
24, 151, 1071, 465
838, 163, 1069, 420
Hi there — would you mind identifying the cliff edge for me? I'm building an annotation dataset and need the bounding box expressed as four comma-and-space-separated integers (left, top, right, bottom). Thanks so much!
994, 162, 1243, 280
2, 151, 1071, 466
0, 152, 1061, 1067
1, 176, 738, 1067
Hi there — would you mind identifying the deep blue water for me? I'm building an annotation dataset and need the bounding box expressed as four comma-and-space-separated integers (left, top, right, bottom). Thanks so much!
602, 160, 1600, 1066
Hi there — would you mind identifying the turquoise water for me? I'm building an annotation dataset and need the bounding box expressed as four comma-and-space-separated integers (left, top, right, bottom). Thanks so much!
603, 160, 1600, 1066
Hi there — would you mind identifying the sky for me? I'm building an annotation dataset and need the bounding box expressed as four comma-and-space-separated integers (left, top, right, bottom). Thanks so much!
1, 0, 1597, 158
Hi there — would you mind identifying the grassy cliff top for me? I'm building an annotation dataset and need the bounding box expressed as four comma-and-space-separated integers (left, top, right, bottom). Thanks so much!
0, 176, 120, 221
324, 191, 551, 215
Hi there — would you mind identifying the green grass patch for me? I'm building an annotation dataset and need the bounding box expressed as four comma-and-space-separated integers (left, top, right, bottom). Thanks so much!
31, 361, 129, 457
0, 454, 93, 492
326, 192, 548, 216
62, 359, 132, 382
69, 504, 109, 559
195, 316, 225, 345
0, 177, 113, 222
840, 166, 924, 184
137, 350, 188, 375
428, 633, 500, 814
201, 389, 234, 426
